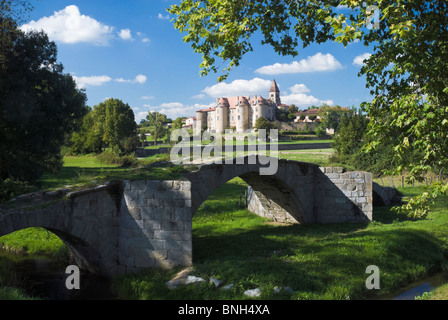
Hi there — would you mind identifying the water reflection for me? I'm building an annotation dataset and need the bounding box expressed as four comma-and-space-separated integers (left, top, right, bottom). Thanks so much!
2, 251, 116, 300
383, 273, 447, 300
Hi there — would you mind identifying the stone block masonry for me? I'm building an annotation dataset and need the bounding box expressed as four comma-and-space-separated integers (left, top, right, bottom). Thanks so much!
315, 167, 372, 223
119, 180, 193, 273
247, 167, 373, 224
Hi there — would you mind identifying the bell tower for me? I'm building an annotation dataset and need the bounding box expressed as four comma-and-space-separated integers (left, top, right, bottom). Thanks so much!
269, 79, 281, 105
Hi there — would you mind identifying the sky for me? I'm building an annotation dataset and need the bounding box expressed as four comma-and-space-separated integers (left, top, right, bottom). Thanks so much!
20, 0, 374, 123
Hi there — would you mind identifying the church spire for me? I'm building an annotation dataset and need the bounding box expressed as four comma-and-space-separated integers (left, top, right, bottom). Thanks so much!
270, 79, 280, 93
269, 79, 281, 105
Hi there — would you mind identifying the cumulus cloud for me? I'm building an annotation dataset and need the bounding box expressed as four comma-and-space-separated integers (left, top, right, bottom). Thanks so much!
21, 5, 115, 46
73, 74, 147, 88
115, 74, 147, 84
289, 84, 311, 94
255, 53, 343, 75
118, 28, 133, 41
353, 53, 372, 66
136, 102, 214, 123
282, 93, 334, 108
157, 13, 170, 20
73, 75, 112, 89
281, 84, 333, 107
203, 78, 272, 97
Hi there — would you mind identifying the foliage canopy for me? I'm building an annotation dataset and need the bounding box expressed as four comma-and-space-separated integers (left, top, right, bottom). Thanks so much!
169, 0, 448, 217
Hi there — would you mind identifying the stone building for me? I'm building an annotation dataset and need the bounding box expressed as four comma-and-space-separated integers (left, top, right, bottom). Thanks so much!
195, 80, 287, 134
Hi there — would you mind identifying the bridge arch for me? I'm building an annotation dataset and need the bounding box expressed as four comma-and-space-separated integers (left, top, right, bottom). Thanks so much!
186, 155, 321, 224
0, 184, 122, 275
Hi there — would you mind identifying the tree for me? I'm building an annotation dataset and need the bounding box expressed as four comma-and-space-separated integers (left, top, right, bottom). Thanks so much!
332, 109, 369, 159
172, 117, 186, 130
0, 18, 87, 182
254, 117, 274, 130
146, 111, 168, 145
169, 0, 448, 217
319, 105, 349, 132
71, 99, 138, 154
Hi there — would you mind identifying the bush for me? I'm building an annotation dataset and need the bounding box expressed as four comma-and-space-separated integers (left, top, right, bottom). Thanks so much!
0, 179, 35, 203
120, 135, 140, 154
96, 151, 139, 167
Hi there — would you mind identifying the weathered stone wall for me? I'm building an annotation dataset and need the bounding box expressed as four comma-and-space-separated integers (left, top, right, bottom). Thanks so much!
315, 167, 373, 223
247, 167, 373, 224
247, 186, 297, 224
119, 180, 193, 274
0, 184, 122, 275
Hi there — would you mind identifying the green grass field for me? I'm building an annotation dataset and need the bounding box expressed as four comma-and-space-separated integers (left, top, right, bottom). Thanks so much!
2, 150, 448, 300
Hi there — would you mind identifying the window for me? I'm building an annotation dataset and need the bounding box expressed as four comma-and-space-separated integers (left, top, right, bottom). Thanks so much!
238, 115, 240, 120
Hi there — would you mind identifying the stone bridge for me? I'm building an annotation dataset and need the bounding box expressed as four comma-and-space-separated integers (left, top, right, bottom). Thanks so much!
0, 156, 376, 277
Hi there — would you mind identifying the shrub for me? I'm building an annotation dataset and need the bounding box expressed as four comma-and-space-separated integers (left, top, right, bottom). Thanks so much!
0, 179, 35, 203
96, 151, 140, 167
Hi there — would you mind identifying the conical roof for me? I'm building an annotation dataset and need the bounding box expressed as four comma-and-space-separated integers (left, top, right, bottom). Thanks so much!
269, 79, 280, 93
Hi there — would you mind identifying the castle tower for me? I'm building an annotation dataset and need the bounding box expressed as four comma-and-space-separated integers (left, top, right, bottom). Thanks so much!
216, 98, 228, 134
195, 110, 207, 135
269, 79, 281, 105
236, 97, 249, 133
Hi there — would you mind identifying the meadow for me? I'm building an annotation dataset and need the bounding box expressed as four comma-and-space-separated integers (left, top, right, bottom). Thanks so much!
1, 148, 448, 300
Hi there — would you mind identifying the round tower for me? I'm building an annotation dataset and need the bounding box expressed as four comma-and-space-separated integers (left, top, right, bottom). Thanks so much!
236, 97, 249, 133
215, 99, 228, 134
195, 110, 207, 135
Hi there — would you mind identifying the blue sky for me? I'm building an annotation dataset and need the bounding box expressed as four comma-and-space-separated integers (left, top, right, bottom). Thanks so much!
21, 0, 374, 123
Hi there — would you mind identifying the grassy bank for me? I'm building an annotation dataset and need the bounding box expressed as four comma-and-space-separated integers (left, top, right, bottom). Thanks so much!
38, 153, 189, 191
111, 178, 448, 300
1, 152, 448, 300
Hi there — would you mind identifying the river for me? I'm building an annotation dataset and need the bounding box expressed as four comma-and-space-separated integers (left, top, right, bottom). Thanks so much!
1, 251, 116, 300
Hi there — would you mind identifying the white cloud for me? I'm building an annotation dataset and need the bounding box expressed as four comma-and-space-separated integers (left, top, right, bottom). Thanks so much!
21, 5, 114, 46
203, 78, 272, 97
141, 96, 155, 100
281, 93, 334, 108
353, 53, 372, 66
192, 93, 206, 99
280, 83, 333, 107
138, 102, 214, 122
289, 84, 311, 94
73, 75, 112, 89
115, 74, 147, 84
255, 53, 343, 75
118, 28, 133, 41
157, 13, 170, 20
73, 74, 147, 88
136, 31, 151, 44
135, 111, 149, 124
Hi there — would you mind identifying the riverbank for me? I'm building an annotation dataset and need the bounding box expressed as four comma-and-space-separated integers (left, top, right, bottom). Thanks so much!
1, 154, 448, 300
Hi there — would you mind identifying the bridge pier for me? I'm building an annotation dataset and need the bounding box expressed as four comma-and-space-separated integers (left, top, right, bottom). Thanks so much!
119, 180, 193, 274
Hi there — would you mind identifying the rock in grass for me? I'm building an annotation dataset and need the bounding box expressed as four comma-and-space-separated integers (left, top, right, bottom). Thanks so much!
244, 288, 261, 298
221, 284, 234, 291
209, 277, 222, 288
185, 275, 205, 285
